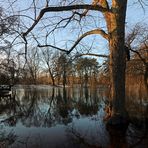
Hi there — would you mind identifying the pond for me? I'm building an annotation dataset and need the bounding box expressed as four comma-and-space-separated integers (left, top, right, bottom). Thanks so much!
0, 85, 148, 148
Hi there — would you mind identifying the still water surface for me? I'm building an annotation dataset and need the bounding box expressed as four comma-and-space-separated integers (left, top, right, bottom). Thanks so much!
0, 85, 147, 148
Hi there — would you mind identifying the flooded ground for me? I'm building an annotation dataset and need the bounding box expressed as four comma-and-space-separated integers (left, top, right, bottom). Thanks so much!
0, 85, 147, 148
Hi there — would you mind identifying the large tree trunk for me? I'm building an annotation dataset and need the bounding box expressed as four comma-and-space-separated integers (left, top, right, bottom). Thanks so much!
106, 1, 129, 126
109, 36, 127, 118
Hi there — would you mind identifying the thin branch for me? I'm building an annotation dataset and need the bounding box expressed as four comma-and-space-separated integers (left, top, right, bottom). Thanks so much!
46, 12, 77, 35
38, 44, 68, 53
5, 14, 35, 21
137, 0, 148, 12
33, 0, 37, 19
75, 53, 108, 58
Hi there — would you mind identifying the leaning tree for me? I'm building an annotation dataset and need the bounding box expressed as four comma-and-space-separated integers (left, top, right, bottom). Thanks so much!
14, 0, 146, 125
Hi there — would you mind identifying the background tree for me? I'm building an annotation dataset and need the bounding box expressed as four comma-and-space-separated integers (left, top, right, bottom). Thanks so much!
54, 53, 72, 87
25, 47, 41, 84
41, 47, 56, 85
75, 57, 99, 87
126, 24, 148, 93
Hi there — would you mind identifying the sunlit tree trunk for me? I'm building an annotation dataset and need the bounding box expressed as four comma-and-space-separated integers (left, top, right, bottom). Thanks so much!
107, 1, 128, 123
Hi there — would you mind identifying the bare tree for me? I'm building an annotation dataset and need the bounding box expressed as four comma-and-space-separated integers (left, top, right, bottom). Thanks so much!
126, 24, 148, 93
26, 47, 41, 84
40, 47, 56, 85
2, 0, 147, 126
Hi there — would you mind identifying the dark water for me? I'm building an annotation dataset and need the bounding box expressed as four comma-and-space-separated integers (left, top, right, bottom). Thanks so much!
0, 85, 147, 148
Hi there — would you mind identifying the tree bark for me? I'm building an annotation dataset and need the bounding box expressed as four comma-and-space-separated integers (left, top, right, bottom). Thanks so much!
107, 1, 129, 125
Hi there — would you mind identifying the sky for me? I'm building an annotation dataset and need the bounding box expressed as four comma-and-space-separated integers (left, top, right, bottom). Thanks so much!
126, 1, 148, 25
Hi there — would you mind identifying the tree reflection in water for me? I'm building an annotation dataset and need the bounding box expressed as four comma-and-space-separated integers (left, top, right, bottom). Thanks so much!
0, 130, 17, 148
0, 85, 147, 148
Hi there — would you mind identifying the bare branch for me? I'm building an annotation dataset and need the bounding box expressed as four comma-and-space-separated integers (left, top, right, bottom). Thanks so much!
37, 28, 108, 54
38, 44, 68, 53
23, 4, 109, 36
75, 53, 108, 58
130, 48, 147, 65
46, 12, 78, 35
33, 0, 37, 19
137, 0, 148, 12
67, 28, 109, 54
